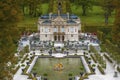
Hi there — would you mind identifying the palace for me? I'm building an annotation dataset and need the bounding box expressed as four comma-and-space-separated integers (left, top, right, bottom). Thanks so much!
38, 1, 81, 41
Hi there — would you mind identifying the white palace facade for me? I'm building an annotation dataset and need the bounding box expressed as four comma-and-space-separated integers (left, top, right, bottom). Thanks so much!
38, 1, 81, 41
38, 13, 81, 41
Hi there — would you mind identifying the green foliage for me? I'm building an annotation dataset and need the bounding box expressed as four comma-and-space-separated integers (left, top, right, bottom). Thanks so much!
0, 0, 22, 79
97, 65, 105, 74
104, 54, 113, 63
102, 39, 120, 64
74, 0, 94, 16
112, 0, 120, 47
100, 0, 115, 24
49, 0, 71, 13
21, 54, 28, 63
23, 65, 29, 75
24, 45, 29, 53
117, 66, 120, 72
19, 0, 42, 17
12, 65, 20, 74
90, 45, 106, 68
90, 54, 97, 63
43, 73, 48, 76
68, 73, 72, 76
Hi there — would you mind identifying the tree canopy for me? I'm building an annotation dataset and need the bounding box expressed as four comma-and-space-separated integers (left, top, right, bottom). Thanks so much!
74, 0, 94, 16
49, 0, 71, 13
112, 0, 120, 47
0, 0, 22, 79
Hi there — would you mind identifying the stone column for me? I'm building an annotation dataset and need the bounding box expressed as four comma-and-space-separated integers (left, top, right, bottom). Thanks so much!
57, 35, 58, 41
61, 35, 62, 42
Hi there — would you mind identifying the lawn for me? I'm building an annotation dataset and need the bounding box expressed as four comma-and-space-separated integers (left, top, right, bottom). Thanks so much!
31, 58, 85, 80
17, 4, 115, 32
17, 4, 49, 32
71, 4, 115, 25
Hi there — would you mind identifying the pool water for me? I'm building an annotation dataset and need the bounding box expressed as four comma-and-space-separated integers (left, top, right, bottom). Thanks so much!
32, 58, 85, 80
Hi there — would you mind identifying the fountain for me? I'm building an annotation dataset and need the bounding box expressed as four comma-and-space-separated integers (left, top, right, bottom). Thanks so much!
54, 63, 64, 71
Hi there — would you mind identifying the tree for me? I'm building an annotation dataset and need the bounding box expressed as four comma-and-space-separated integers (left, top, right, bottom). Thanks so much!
0, 0, 22, 79
49, 0, 71, 13
19, 0, 42, 16
100, 0, 114, 24
66, 0, 71, 13
112, 0, 120, 47
75, 0, 94, 16
49, 0, 54, 12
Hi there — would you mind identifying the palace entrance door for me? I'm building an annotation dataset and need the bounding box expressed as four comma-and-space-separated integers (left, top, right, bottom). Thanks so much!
54, 35, 65, 41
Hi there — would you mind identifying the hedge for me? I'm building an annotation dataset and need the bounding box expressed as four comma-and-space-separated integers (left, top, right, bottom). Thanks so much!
117, 66, 120, 72
104, 54, 113, 63
84, 56, 95, 74
21, 54, 28, 63
97, 65, 105, 74
12, 65, 20, 74
29, 55, 35, 64
90, 54, 97, 63
22, 65, 30, 75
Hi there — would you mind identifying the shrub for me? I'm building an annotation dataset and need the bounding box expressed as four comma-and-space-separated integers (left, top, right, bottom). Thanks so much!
43, 73, 48, 76
90, 54, 97, 63
97, 65, 105, 74
82, 73, 89, 79
88, 64, 94, 73
117, 66, 120, 72
29, 56, 35, 64
21, 64, 25, 67
41, 54, 44, 56
104, 54, 113, 63
92, 64, 96, 67
21, 54, 28, 63
26, 58, 29, 60
28, 73, 33, 79
12, 65, 20, 74
74, 54, 77, 55
68, 73, 72, 76
22, 65, 29, 75
32, 78, 37, 80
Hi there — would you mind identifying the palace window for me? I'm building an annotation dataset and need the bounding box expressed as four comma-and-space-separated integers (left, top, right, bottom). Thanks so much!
45, 28, 49, 33
61, 26, 64, 32
45, 34, 47, 37
54, 26, 58, 32
69, 27, 74, 33
71, 34, 73, 37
